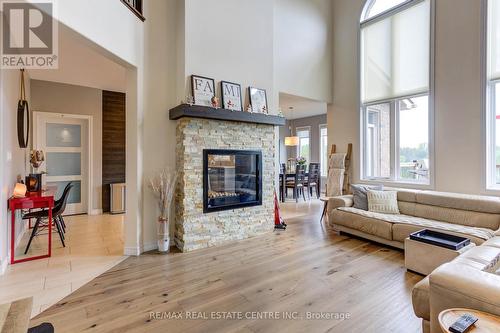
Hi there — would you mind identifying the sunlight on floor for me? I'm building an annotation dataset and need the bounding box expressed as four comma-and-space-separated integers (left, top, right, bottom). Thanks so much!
0, 214, 126, 318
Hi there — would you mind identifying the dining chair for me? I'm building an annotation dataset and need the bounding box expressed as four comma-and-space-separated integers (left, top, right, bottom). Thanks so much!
285, 164, 307, 202
279, 163, 286, 202
23, 184, 73, 254
306, 163, 321, 199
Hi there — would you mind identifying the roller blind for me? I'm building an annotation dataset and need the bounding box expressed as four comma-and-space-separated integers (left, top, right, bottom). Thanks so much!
361, 0, 430, 104
489, 0, 500, 81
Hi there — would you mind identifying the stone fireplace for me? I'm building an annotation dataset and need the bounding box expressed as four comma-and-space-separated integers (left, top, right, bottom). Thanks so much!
172, 105, 284, 252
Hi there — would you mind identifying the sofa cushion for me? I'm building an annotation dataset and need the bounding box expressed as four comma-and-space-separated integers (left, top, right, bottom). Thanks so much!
483, 237, 500, 249
392, 223, 489, 246
351, 184, 383, 211
458, 246, 500, 272
412, 276, 430, 321
398, 202, 500, 231
416, 191, 500, 214
367, 190, 400, 214
330, 208, 393, 240
334, 207, 495, 244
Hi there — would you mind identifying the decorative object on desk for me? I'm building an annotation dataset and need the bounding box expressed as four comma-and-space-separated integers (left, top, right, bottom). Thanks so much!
249, 87, 268, 113
149, 169, 178, 253
296, 156, 307, 166
210, 95, 219, 108
191, 75, 215, 107
221, 81, 243, 111
185, 94, 194, 106
285, 107, 299, 146
29, 150, 45, 169
12, 183, 27, 198
26, 149, 45, 192
25, 174, 42, 192
18, 69, 29, 148
246, 104, 253, 113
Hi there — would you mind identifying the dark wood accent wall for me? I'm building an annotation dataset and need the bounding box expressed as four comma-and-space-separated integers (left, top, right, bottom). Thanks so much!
102, 91, 126, 212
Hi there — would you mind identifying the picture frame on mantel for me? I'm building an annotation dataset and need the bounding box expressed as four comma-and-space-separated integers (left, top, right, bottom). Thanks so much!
191, 75, 216, 107
249, 87, 268, 114
221, 81, 243, 111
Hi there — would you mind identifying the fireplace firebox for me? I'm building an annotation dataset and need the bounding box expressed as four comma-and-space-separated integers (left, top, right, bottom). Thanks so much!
203, 149, 262, 213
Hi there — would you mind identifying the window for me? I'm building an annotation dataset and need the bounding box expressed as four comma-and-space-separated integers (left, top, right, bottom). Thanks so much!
360, 0, 431, 184
320, 125, 328, 177
487, 0, 500, 188
296, 127, 310, 163
362, 0, 410, 21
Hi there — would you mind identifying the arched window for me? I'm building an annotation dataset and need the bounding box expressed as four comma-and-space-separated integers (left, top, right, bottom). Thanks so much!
361, 0, 410, 22
487, 0, 500, 189
360, 0, 432, 184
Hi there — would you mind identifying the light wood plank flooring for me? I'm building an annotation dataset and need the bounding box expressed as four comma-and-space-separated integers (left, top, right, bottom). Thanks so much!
0, 214, 126, 317
31, 200, 423, 333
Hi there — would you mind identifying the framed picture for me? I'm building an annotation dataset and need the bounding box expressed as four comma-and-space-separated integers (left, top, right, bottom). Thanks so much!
191, 75, 215, 107
221, 81, 243, 111
249, 87, 268, 114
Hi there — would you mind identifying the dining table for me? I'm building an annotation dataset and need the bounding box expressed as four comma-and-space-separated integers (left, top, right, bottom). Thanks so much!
279, 171, 319, 202
8, 188, 55, 264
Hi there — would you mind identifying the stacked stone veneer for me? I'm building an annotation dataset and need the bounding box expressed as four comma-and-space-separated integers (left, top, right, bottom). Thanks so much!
174, 118, 276, 252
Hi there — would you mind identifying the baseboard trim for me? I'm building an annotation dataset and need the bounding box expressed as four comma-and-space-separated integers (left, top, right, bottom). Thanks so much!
90, 209, 103, 216
124, 241, 158, 256
0, 258, 8, 275
124, 246, 140, 256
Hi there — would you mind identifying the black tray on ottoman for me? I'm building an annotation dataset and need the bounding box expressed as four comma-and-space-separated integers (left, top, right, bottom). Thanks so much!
410, 229, 471, 251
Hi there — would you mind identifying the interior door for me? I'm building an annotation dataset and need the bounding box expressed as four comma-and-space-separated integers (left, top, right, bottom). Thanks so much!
35, 113, 89, 215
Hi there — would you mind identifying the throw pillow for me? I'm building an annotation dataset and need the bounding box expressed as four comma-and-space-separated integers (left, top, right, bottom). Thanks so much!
351, 184, 383, 211
367, 190, 400, 214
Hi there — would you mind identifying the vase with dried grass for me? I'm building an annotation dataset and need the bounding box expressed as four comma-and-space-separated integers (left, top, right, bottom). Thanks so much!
149, 169, 177, 253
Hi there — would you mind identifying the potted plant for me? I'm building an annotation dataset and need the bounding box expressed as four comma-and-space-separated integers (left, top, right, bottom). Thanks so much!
149, 169, 178, 253
296, 156, 307, 166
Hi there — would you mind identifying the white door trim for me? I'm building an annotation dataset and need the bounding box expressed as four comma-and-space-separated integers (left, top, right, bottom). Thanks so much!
33, 111, 94, 215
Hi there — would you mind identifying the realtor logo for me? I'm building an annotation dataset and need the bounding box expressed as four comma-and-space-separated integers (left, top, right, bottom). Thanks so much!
1, 0, 58, 68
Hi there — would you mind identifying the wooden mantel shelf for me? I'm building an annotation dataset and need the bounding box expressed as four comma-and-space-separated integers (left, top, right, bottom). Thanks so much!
169, 104, 286, 126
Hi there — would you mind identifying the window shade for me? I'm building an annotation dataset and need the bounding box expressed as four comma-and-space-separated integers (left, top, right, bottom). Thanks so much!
489, 0, 500, 81
361, 0, 430, 104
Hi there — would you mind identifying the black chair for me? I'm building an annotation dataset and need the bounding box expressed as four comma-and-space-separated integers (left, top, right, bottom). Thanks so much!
306, 163, 321, 199
285, 164, 307, 202
23, 184, 73, 254
279, 163, 286, 202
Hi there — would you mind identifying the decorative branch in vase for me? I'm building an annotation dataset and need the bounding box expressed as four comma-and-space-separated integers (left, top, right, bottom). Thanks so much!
149, 169, 178, 253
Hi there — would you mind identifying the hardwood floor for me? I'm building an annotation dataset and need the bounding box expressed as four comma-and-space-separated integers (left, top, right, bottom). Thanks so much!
0, 214, 125, 318
31, 200, 423, 333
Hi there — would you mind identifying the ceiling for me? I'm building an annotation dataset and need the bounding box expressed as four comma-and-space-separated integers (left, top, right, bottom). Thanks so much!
29, 24, 127, 92
279, 92, 327, 119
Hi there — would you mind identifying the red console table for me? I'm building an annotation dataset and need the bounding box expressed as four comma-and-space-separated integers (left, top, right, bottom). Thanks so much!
8, 190, 54, 264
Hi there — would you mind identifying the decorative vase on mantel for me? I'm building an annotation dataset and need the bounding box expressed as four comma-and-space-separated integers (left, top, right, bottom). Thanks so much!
157, 217, 170, 252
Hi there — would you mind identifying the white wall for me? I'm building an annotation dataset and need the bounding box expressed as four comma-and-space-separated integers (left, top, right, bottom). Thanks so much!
0, 69, 30, 272
29, 25, 127, 93
141, 0, 182, 250
30, 80, 103, 213
183, 0, 276, 112
329, 0, 488, 195
53, 0, 143, 68
274, 0, 333, 103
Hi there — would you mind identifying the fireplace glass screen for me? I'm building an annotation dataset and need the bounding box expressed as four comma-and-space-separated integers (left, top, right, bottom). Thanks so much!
203, 149, 262, 213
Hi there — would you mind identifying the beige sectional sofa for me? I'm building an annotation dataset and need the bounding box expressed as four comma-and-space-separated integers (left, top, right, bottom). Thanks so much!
328, 189, 500, 248
328, 188, 500, 333
412, 236, 500, 333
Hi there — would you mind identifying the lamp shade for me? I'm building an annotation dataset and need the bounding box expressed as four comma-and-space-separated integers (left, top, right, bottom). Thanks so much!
12, 183, 27, 198
285, 136, 299, 146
